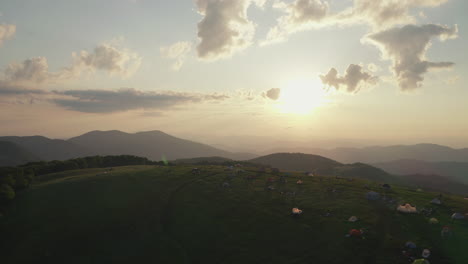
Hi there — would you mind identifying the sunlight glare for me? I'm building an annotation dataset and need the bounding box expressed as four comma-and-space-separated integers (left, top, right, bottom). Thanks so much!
277, 78, 329, 114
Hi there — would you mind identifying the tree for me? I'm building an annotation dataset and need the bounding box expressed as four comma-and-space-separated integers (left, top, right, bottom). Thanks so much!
0, 184, 15, 202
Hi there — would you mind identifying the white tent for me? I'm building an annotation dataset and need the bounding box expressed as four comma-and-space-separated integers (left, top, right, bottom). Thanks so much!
397, 204, 417, 213
451, 213, 465, 220
430, 198, 442, 205
422, 249, 431, 258
292, 208, 303, 215
348, 216, 358, 222
429, 218, 439, 224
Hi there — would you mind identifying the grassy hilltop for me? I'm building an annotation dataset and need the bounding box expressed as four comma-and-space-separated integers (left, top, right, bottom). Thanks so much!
1, 165, 468, 264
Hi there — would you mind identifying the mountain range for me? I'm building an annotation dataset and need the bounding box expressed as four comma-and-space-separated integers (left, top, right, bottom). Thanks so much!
0, 130, 256, 166
373, 159, 468, 185
263, 143, 468, 163
175, 153, 468, 194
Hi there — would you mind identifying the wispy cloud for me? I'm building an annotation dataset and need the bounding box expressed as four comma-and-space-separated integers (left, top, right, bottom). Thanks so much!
160, 41, 192, 71
0, 23, 15, 46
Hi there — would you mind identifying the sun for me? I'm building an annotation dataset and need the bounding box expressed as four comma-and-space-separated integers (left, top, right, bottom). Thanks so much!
277, 78, 328, 114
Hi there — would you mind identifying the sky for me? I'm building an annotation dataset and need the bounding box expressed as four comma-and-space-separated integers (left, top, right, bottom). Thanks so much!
0, 0, 467, 152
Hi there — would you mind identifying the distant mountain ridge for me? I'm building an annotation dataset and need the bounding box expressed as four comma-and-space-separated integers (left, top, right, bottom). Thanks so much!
0, 141, 40, 166
263, 143, 468, 163
247, 153, 468, 194
0, 130, 257, 166
248, 153, 398, 183
373, 159, 468, 185
0, 136, 92, 162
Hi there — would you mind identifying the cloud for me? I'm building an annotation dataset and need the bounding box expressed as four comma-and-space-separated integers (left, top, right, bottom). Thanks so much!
320, 64, 377, 93
263, 88, 281, 100
52, 88, 229, 113
160, 41, 192, 71
0, 82, 47, 95
3, 57, 51, 85
0, 23, 15, 46
262, 0, 450, 44
366, 24, 457, 91
338, 0, 448, 29
263, 0, 329, 44
68, 43, 142, 78
195, 0, 265, 60
0, 42, 142, 88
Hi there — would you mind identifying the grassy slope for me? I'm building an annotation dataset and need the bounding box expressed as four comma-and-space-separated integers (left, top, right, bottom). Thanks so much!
1, 165, 467, 264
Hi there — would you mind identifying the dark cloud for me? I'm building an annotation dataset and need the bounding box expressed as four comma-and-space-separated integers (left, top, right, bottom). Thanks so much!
52, 88, 228, 113
0, 81, 46, 95
320, 64, 377, 93
367, 24, 457, 90
263, 88, 281, 100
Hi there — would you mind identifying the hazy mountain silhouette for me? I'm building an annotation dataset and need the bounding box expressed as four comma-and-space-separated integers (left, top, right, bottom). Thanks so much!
0, 131, 256, 166
0, 136, 92, 163
0, 141, 40, 166
68, 130, 256, 161
264, 143, 468, 163
373, 159, 468, 185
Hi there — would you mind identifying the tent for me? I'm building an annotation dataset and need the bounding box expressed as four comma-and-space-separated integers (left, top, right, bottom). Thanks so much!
349, 229, 362, 237
366, 191, 381, 201
397, 204, 417, 213
441, 226, 452, 237
422, 249, 431, 258
296, 180, 303, 185
405, 241, 417, 249
292, 208, 303, 215
348, 216, 358, 222
429, 218, 439, 224
412, 259, 430, 264
430, 198, 442, 205
451, 213, 465, 220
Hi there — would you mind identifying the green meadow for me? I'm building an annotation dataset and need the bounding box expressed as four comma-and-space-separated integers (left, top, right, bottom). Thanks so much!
1, 165, 467, 263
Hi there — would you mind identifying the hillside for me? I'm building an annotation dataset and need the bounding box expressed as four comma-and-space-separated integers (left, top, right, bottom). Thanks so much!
374, 159, 468, 185
249, 153, 342, 175
248, 153, 399, 183
0, 141, 39, 166
0, 136, 92, 163
172, 156, 233, 164
68, 130, 256, 161
1, 165, 467, 263
396, 174, 468, 195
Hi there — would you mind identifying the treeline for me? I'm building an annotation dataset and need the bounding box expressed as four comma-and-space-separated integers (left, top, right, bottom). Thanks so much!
0, 155, 167, 204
